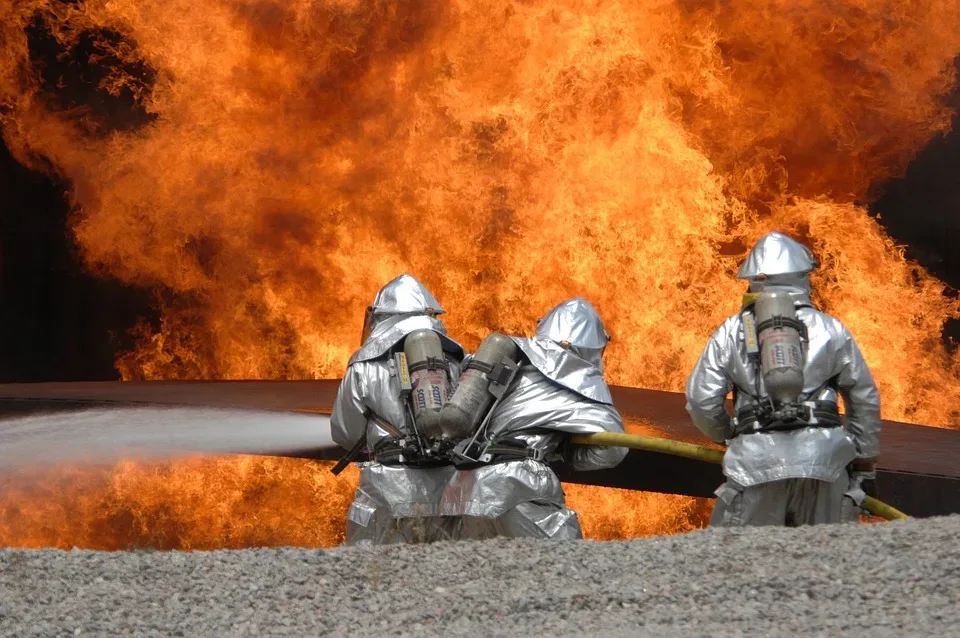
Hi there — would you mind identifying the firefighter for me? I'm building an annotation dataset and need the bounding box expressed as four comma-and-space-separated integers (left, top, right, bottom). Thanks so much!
331, 274, 464, 544
685, 232, 881, 526
439, 297, 628, 539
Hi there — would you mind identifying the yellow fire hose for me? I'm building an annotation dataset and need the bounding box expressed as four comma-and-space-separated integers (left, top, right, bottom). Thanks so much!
570, 431, 909, 521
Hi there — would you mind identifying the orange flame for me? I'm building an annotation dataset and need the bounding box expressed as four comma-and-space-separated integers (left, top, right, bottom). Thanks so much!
0, 457, 711, 549
0, 0, 959, 548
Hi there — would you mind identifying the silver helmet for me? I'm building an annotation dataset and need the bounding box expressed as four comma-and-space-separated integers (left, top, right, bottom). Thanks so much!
737, 232, 817, 298
362, 274, 444, 343
737, 232, 816, 280
370, 274, 444, 316
535, 297, 610, 367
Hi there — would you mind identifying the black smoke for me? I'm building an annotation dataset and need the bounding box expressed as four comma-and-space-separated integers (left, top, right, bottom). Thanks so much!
0, 17, 157, 383
869, 57, 960, 344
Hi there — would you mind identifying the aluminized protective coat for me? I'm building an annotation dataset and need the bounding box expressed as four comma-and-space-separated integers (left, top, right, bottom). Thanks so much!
685, 287, 881, 488
370, 273, 445, 316
710, 474, 861, 526
486, 366, 624, 448
455, 498, 583, 540
442, 458, 583, 540
346, 463, 458, 544
511, 338, 613, 404
479, 365, 628, 472
737, 232, 816, 279
332, 357, 456, 450
332, 353, 462, 545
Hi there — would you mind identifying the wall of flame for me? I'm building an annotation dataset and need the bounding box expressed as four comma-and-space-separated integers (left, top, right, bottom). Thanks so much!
0, 0, 959, 549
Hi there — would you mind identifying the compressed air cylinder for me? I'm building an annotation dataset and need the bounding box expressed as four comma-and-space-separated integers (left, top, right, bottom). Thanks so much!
403, 329, 449, 438
755, 291, 805, 405
439, 333, 519, 439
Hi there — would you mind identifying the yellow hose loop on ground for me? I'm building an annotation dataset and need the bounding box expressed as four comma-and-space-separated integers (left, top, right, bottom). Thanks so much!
571, 431, 909, 522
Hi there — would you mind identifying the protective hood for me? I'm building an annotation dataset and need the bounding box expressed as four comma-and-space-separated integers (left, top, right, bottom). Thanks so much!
745, 273, 814, 307
371, 274, 445, 316
534, 297, 610, 368
349, 314, 464, 366
511, 337, 613, 404
737, 232, 817, 280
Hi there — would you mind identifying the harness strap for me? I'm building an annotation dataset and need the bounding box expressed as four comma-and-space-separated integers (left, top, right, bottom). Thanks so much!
481, 444, 547, 461
372, 441, 453, 468
466, 359, 494, 374
735, 400, 842, 436
407, 356, 448, 373
331, 435, 368, 476
755, 315, 808, 341
450, 435, 554, 469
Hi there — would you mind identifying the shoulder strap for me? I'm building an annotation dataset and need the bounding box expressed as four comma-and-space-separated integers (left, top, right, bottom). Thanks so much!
737, 308, 763, 402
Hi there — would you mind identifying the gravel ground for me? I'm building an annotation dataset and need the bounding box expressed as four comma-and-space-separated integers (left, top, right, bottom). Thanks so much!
1, 515, 958, 637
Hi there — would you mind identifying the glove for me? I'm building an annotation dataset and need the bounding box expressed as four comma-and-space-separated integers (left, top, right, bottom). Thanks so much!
848, 458, 878, 503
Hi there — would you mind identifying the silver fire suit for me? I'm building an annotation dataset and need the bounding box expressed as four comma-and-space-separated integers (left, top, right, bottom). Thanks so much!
331, 275, 464, 545
442, 297, 628, 540
685, 232, 882, 526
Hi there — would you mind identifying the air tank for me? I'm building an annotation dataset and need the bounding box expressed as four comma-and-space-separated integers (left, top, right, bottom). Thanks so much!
403, 329, 449, 438
439, 333, 519, 439
755, 291, 805, 405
